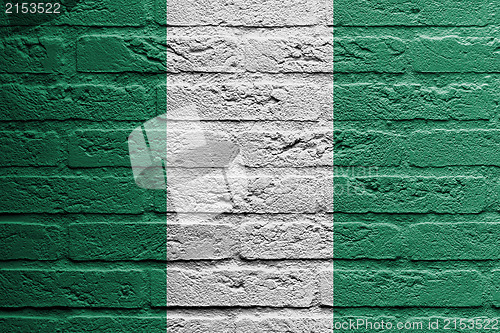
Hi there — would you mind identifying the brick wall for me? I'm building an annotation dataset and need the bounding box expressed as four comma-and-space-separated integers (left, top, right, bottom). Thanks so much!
334, 0, 500, 331
6, 0, 496, 332
0, 0, 333, 332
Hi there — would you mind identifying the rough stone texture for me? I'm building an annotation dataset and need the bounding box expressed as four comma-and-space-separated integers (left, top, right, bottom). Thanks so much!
334, 130, 404, 166
334, 223, 400, 259
240, 130, 333, 167
0, 317, 62, 332
77, 36, 166, 73
240, 221, 333, 259
160, 173, 329, 213
70, 223, 167, 260
333, 128, 500, 167
408, 130, 500, 166
410, 37, 500, 73
0, 270, 147, 308
334, 176, 489, 213
334, 37, 407, 73
0, 223, 64, 260
56, 0, 147, 26
69, 130, 132, 167
0, 131, 63, 166
0, 37, 64, 73
0, 177, 146, 213
244, 37, 333, 73
333, 0, 492, 26
0, 84, 148, 121
334, 83, 494, 120
333, 270, 484, 307
164, 84, 331, 121
166, 36, 241, 73
156, 269, 315, 307
230, 175, 322, 213
160, 0, 323, 26
167, 223, 237, 260
405, 223, 500, 260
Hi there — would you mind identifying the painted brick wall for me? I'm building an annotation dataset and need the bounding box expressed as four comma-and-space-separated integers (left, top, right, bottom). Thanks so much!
334, 0, 500, 331
0, 1, 333, 333
7, 0, 497, 332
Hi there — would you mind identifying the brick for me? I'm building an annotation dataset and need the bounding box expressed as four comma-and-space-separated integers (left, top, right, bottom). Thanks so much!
0, 37, 64, 73
163, 84, 331, 121
334, 223, 400, 259
0, 177, 145, 214
0, 317, 61, 333
0, 0, 146, 26
334, 83, 494, 120
167, 36, 240, 73
0, 270, 147, 308
333, 270, 484, 307
410, 37, 500, 73
77, 36, 166, 73
163, 173, 323, 214
164, 131, 239, 168
153, 269, 315, 307
0, 131, 62, 166
70, 223, 165, 260
0, 223, 64, 260
69, 223, 236, 261
409, 130, 500, 166
334, 0, 491, 26
160, 0, 321, 26
237, 317, 333, 333
245, 37, 333, 73
66, 317, 165, 332
163, 168, 237, 213
69, 130, 131, 167
240, 221, 333, 259
405, 223, 500, 260
0, 84, 148, 121
57, 0, 146, 26
334, 130, 405, 166
231, 175, 322, 213
334, 176, 489, 213
240, 130, 333, 167
167, 223, 236, 260
319, 269, 333, 306
334, 37, 407, 73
